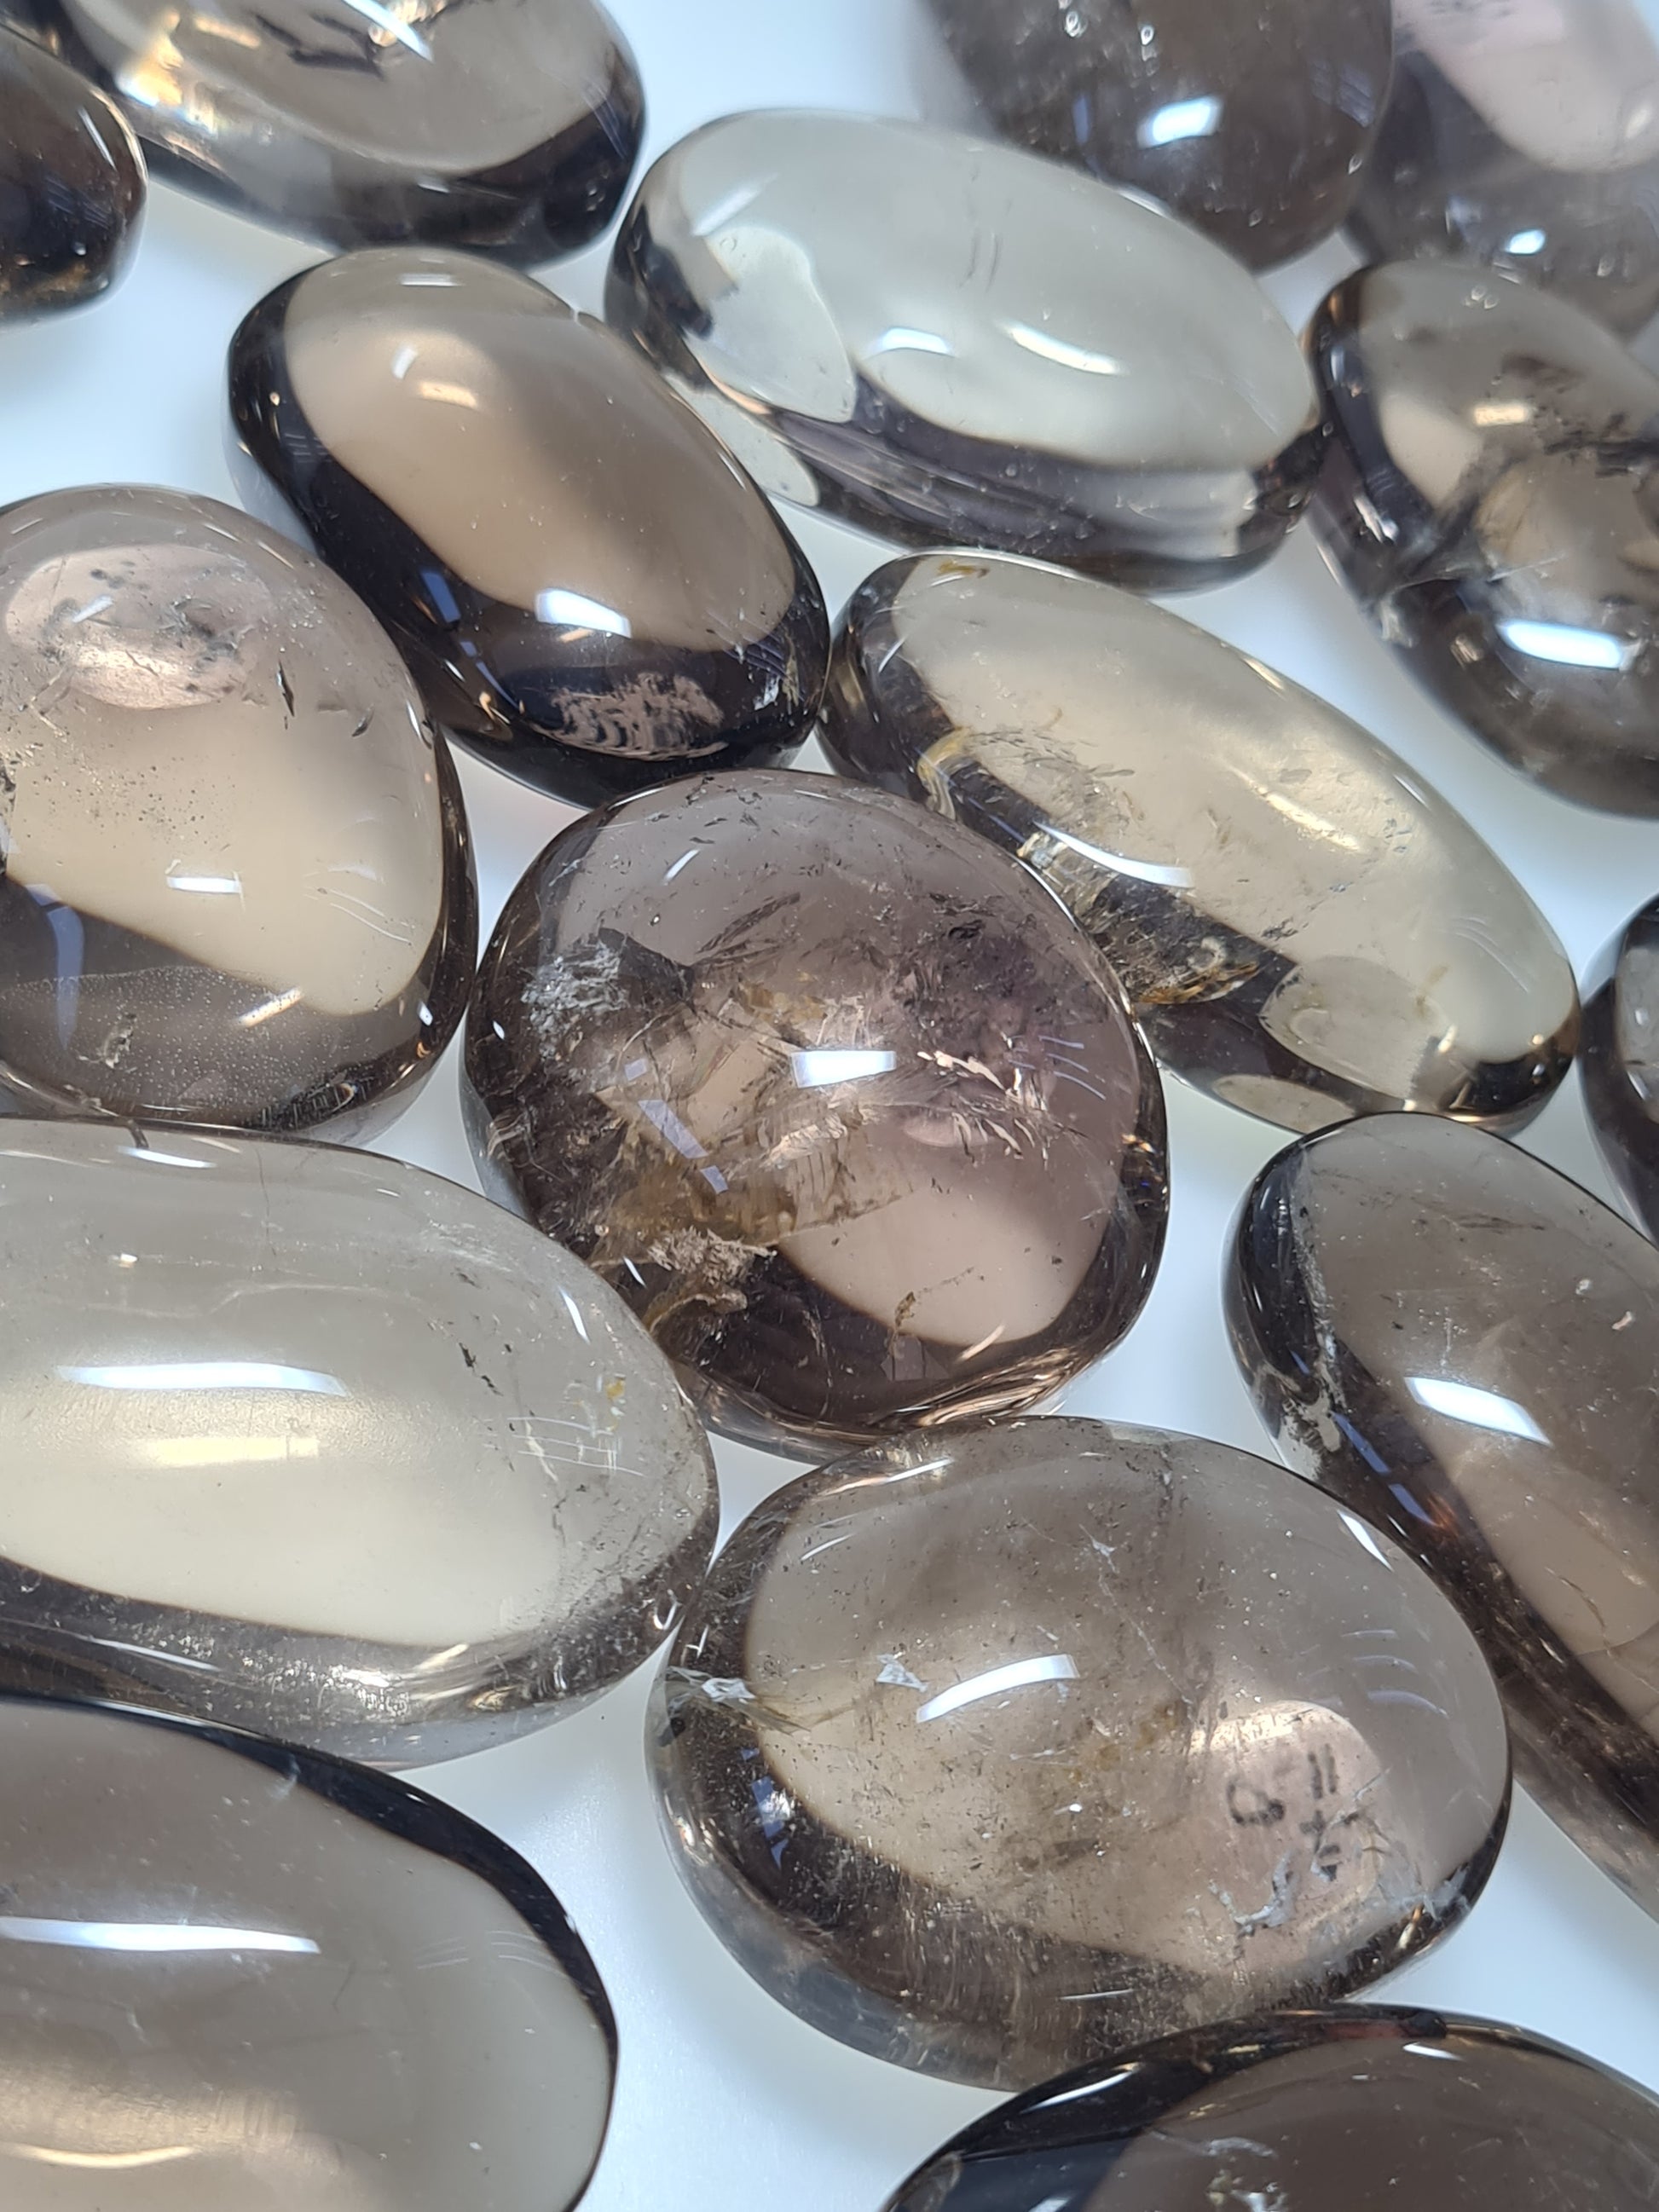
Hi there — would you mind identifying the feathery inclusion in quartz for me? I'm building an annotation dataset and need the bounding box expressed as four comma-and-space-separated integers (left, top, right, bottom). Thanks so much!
4, 0, 640, 259
923, 0, 1392, 269
0, 1121, 717, 1766
0, 1695, 615, 2209
1585, 896, 1659, 1239
463, 773, 1167, 1453
1309, 261, 1659, 815
1229, 1112, 1659, 1918
649, 1420, 1508, 2090
605, 111, 1323, 591
1351, 0, 1659, 337
0, 24, 142, 321
882, 2007, 1659, 2212
823, 552, 1578, 1135
229, 247, 828, 806
0, 483, 473, 1134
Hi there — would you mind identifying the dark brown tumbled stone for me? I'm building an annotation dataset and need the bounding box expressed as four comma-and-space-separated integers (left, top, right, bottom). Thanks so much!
0, 24, 142, 321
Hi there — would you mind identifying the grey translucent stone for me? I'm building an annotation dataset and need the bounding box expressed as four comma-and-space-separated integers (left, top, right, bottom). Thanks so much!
606, 111, 1322, 591
883, 2006, 1659, 2212
1350, 0, 1659, 338
228, 247, 828, 808
1309, 260, 1659, 815
1229, 1110, 1659, 1916
823, 550, 1579, 1135
924, 0, 1393, 269
0, 482, 475, 1135
649, 1418, 1508, 2090
0, 1119, 717, 1766
0, 24, 142, 320
4, 0, 639, 260
1586, 896, 1659, 1238
463, 771, 1167, 1455
0, 1694, 615, 2209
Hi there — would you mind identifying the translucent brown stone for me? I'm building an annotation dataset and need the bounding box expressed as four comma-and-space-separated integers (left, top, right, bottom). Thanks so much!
228, 247, 828, 807
823, 551, 1578, 1135
1586, 895, 1659, 1239
0, 483, 473, 1134
0, 24, 142, 320
1350, 0, 1659, 338
883, 2006, 1659, 2212
0, 1693, 615, 2209
463, 771, 1167, 1454
1228, 1110, 1659, 1917
649, 1418, 1508, 2090
1309, 260, 1659, 815
924, 0, 1393, 269
606, 111, 1323, 591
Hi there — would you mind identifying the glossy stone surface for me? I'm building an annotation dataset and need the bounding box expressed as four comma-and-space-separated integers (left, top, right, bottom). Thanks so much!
926, 0, 1392, 269
0, 484, 473, 1133
1309, 260, 1659, 815
464, 772, 1167, 1454
0, 24, 142, 320
1229, 1111, 1659, 1916
229, 247, 827, 807
824, 551, 1578, 1134
606, 111, 1322, 591
7, 0, 639, 260
1586, 896, 1659, 1239
0, 1120, 716, 1766
0, 1694, 615, 2208
883, 2006, 1659, 2211
649, 1419, 1508, 2090
1351, 0, 1659, 337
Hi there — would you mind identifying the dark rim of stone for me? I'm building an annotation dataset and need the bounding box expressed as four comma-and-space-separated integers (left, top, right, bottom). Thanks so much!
1583, 895, 1659, 1235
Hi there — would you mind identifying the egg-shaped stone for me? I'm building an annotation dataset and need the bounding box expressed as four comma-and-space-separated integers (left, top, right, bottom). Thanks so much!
1229, 1110, 1659, 1917
823, 551, 1578, 1134
7, 0, 640, 261
228, 246, 829, 806
1586, 895, 1659, 1240
0, 483, 474, 1135
463, 771, 1167, 1454
0, 1693, 615, 2208
0, 25, 143, 321
1309, 260, 1659, 815
0, 1119, 717, 1766
883, 2006, 1659, 2212
605, 111, 1323, 591
649, 1419, 1509, 2090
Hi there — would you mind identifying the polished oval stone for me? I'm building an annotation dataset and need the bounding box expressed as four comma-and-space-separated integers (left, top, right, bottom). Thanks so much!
0, 1119, 716, 1766
924, 0, 1392, 269
0, 483, 474, 1134
0, 24, 142, 320
649, 1418, 1508, 2090
883, 2005, 1659, 2211
8, 0, 639, 260
1229, 1110, 1659, 1915
605, 111, 1323, 591
229, 246, 828, 807
1309, 260, 1659, 815
1350, 0, 1659, 337
1586, 896, 1659, 1239
0, 1694, 615, 2207
463, 771, 1167, 1454
823, 551, 1578, 1134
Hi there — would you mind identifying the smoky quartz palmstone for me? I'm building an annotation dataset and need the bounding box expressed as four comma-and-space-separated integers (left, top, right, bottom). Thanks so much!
1586, 895, 1659, 1239
1309, 260, 1659, 815
5, 0, 639, 260
229, 247, 828, 807
883, 2006, 1659, 2212
649, 1419, 1508, 2090
0, 24, 142, 321
463, 772, 1167, 1454
1350, 0, 1659, 338
924, 0, 1392, 269
824, 551, 1578, 1134
1230, 1110, 1659, 1916
0, 1694, 615, 2208
606, 111, 1323, 591
0, 1120, 716, 1766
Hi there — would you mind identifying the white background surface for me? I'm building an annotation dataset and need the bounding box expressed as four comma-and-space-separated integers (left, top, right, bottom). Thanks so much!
6, 1, 1659, 2200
